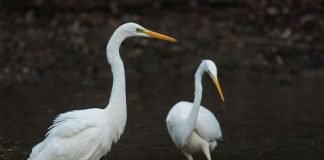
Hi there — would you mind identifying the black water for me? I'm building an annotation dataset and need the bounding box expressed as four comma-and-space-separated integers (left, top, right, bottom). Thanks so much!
1, 71, 324, 160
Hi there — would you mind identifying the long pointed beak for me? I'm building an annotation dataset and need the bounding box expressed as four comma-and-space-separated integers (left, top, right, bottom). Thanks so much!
212, 77, 225, 102
143, 29, 177, 42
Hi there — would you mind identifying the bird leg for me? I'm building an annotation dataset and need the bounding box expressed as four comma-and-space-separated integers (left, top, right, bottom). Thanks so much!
202, 144, 211, 160
182, 151, 193, 160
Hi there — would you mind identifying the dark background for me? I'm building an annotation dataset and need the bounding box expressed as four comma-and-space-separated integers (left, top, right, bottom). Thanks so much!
0, 0, 324, 159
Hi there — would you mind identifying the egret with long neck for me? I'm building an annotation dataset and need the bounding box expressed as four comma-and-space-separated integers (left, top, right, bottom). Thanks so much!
28, 22, 176, 160
166, 60, 224, 160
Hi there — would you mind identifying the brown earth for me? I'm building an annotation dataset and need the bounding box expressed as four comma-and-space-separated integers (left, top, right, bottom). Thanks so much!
0, 0, 323, 83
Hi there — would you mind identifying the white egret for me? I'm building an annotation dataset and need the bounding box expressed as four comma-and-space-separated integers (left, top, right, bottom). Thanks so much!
166, 60, 224, 160
28, 22, 176, 160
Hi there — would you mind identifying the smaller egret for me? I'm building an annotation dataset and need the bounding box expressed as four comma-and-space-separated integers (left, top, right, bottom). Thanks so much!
166, 60, 224, 160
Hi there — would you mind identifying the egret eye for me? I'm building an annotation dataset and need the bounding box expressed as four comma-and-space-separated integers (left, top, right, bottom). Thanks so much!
136, 28, 143, 32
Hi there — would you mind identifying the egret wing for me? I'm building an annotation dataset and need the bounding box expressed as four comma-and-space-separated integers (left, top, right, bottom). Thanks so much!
195, 106, 222, 142
166, 101, 193, 146
28, 109, 106, 160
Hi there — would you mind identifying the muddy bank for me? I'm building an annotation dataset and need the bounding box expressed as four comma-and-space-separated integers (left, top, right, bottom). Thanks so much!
0, 1, 323, 83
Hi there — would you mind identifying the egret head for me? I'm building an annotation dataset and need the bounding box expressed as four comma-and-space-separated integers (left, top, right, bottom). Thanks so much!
202, 60, 224, 102
118, 22, 176, 42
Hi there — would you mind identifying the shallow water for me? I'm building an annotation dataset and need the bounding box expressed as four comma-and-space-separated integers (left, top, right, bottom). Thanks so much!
0, 71, 324, 160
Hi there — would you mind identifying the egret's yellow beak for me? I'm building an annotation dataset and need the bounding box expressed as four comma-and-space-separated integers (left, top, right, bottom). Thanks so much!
143, 29, 177, 42
212, 77, 224, 102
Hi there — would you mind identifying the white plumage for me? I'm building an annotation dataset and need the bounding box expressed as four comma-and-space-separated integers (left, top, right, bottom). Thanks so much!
28, 22, 176, 160
29, 109, 122, 160
166, 60, 224, 160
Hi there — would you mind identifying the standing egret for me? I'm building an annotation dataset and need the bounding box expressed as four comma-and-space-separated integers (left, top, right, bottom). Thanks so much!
28, 22, 176, 160
166, 60, 224, 160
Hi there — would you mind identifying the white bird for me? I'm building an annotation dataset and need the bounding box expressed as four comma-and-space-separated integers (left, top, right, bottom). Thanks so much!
28, 23, 176, 160
166, 60, 224, 160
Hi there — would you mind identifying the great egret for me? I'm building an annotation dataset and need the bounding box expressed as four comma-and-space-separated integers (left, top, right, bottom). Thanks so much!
166, 60, 224, 160
28, 23, 176, 160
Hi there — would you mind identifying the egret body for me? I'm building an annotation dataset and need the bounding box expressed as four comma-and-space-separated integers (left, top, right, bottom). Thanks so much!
28, 23, 176, 160
166, 60, 224, 160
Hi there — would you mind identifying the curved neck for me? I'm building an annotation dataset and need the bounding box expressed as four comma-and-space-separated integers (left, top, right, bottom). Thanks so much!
180, 65, 204, 145
105, 28, 129, 114
188, 68, 204, 124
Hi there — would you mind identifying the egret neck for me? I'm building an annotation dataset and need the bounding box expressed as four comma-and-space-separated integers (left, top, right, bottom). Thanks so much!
105, 27, 129, 117
181, 64, 204, 145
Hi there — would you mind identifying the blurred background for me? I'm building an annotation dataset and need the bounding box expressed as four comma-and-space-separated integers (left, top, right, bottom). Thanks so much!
0, 0, 324, 159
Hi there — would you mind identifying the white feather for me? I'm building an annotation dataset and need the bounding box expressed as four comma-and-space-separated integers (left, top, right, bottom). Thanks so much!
28, 22, 176, 160
166, 60, 224, 160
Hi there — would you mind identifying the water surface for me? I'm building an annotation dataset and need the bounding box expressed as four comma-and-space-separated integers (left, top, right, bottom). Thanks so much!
0, 71, 323, 160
